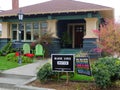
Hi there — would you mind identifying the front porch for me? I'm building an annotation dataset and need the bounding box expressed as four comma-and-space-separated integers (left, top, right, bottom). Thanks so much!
58, 48, 81, 54
55, 18, 98, 51
57, 19, 86, 49
58, 48, 101, 59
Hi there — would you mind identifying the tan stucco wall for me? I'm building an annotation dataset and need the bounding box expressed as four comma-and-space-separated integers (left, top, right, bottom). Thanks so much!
47, 19, 58, 38
1, 22, 10, 38
99, 10, 114, 19
84, 18, 98, 38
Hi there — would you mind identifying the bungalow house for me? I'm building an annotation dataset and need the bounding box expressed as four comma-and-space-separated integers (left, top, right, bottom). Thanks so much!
0, 0, 114, 54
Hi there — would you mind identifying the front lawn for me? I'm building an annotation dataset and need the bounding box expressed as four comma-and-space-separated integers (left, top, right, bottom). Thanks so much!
0, 56, 27, 70
60, 73, 94, 82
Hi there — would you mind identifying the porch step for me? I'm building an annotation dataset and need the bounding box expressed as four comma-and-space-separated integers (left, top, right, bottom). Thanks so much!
58, 49, 81, 54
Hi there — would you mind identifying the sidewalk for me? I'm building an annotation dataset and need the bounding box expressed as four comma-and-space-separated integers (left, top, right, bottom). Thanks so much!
0, 59, 55, 90
2, 59, 50, 76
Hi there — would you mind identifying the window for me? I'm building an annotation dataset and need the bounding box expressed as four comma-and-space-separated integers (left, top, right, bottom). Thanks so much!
0, 24, 2, 36
41, 22, 48, 35
11, 21, 48, 41
33, 22, 39, 40
21, 24, 24, 40
12, 24, 17, 40
25, 23, 32, 40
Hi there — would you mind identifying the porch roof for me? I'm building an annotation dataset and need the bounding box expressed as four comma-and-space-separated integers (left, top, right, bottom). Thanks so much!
0, 0, 113, 17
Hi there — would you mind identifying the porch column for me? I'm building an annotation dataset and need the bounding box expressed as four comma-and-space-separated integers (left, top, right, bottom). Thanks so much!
83, 18, 98, 51
47, 19, 58, 38
47, 19, 60, 54
0, 22, 10, 49
1, 22, 10, 38
84, 18, 98, 38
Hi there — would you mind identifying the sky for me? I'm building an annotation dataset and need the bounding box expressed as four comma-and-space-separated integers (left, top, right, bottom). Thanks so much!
0, 0, 120, 20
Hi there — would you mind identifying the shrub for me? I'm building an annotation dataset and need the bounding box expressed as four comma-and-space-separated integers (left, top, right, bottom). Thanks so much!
22, 56, 33, 63
6, 53, 17, 61
92, 57, 120, 88
37, 63, 57, 83
93, 19, 120, 57
30, 31, 53, 58
6, 53, 33, 63
1, 41, 15, 55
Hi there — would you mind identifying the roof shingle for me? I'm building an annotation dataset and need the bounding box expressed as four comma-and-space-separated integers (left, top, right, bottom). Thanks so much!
0, 0, 113, 17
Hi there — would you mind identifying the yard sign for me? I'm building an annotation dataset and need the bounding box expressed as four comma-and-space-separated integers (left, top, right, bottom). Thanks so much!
51, 54, 74, 72
75, 57, 91, 76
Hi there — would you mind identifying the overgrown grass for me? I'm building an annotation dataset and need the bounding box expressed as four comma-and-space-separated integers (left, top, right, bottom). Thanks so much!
0, 56, 27, 70
60, 73, 94, 82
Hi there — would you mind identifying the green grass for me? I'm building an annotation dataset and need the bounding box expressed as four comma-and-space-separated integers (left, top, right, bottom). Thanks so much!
0, 56, 27, 70
60, 73, 94, 82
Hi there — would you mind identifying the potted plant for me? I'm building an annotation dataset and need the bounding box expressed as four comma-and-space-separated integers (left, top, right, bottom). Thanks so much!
61, 31, 72, 48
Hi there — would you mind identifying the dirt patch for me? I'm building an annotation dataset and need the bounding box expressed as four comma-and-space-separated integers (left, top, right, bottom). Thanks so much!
28, 80, 120, 90
28, 80, 98, 90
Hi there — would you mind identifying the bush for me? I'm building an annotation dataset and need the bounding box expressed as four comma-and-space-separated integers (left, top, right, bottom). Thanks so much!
37, 63, 58, 83
6, 53, 17, 62
6, 53, 33, 63
93, 19, 120, 56
30, 31, 53, 58
92, 57, 120, 88
0, 42, 15, 55
22, 56, 33, 63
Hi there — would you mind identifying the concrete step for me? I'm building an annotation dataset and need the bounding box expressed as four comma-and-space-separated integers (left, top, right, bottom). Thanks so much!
0, 73, 34, 85
0, 73, 55, 90
0, 73, 39, 90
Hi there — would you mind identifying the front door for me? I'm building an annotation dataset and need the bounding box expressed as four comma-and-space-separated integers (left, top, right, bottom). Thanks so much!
74, 25, 84, 48
68, 24, 85, 48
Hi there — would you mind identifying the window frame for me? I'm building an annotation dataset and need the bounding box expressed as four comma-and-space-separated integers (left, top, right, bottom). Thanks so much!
10, 21, 48, 42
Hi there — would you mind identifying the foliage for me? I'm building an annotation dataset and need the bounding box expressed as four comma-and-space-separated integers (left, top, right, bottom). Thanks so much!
92, 57, 120, 88
75, 50, 88, 57
37, 62, 93, 83
22, 56, 33, 63
0, 56, 26, 70
93, 19, 120, 56
60, 73, 93, 82
30, 31, 53, 47
30, 31, 53, 57
61, 31, 72, 46
0, 41, 15, 55
37, 63, 58, 83
6, 53, 33, 63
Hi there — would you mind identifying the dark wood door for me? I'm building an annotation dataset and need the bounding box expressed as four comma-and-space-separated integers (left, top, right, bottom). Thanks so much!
74, 25, 84, 48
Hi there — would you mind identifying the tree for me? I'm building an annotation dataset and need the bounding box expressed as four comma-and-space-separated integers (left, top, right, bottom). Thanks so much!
93, 19, 120, 56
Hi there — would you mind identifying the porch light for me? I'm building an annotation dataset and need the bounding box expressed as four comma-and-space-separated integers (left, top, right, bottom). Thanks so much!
18, 9, 23, 21
17, 9, 24, 64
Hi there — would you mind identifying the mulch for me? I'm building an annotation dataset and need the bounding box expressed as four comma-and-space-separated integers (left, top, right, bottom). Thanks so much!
27, 79, 120, 90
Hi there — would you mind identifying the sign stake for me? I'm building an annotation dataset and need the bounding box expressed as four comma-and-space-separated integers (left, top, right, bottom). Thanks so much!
66, 72, 69, 84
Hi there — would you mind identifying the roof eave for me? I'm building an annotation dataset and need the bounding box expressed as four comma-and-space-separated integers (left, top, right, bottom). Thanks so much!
0, 8, 113, 17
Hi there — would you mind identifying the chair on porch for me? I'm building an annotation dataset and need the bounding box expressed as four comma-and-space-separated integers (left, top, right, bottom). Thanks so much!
23, 43, 31, 54
34, 44, 45, 59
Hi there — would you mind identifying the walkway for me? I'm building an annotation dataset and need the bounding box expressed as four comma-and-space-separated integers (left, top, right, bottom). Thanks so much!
2, 59, 50, 76
0, 59, 55, 90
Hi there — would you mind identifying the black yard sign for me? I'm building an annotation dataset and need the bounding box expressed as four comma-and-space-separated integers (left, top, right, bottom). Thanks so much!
51, 54, 74, 72
75, 57, 91, 76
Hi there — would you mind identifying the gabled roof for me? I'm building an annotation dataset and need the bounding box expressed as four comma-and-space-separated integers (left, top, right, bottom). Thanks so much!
0, 0, 113, 17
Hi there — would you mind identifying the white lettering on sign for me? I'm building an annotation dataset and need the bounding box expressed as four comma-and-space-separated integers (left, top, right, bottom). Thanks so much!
57, 61, 69, 65
54, 57, 62, 60
64, 57, 71, 60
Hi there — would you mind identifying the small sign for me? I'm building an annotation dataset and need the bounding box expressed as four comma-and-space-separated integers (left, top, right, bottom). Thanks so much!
75, 57, 91, 76
51, 54, 74, 72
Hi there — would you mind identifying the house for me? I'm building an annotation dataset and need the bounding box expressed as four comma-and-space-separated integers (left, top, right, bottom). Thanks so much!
0, 0, 114, 54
